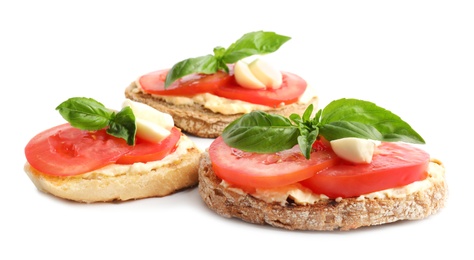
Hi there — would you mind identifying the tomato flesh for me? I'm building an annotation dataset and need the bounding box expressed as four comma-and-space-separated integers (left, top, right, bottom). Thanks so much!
209, 136, 340, 189
215, 72, 307, 107
138, 68, 307, 107
209, 138, 430, 198
138, 69, 233, 96
116, 127, 181, 164
25, 123, 181, 176
300, 142, 430, 198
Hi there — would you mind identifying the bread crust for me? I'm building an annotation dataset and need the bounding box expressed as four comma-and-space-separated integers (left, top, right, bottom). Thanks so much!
125, 82, 318, 138
25, 135, 201, 203
198, 151, 448, 231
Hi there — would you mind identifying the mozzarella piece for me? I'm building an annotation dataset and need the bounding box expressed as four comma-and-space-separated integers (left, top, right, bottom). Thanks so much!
248, 58, 283, 89
330, 137, 378, 164
122, 99, 174, 143
234, 60, 266, 89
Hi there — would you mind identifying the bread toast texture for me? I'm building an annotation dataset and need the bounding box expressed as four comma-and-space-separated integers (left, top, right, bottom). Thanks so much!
25, 134, 201, 203
198, 151, 447, 231
125, 82, 318, 138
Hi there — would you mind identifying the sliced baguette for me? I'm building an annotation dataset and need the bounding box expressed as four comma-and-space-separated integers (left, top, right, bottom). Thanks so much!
198, 151, 448, 231
25, 134, 201, 203
125, 82, 318, 138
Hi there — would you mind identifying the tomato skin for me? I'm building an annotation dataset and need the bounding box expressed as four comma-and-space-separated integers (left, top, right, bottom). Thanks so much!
300, 142, 430, 198
138, 69, 233, 96
215, 72, 307, 107
25, 124, 181, 176
25, 124, 131, 176
115, 127, 181, 164
208, 136, 340, 188
138, 68, 307, 107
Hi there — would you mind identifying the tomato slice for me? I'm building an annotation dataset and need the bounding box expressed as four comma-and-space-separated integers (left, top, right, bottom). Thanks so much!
24, 124, 182, 176
138, 69, 233, 96
208, 136, 340, 189
300, 142, 430, 198
138, 68, 307, 107
215, 72, 307, 107
115, 127, 181, 164
25, 123, 131, 176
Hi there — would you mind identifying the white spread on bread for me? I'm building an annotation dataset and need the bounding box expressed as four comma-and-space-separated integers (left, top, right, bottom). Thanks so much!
80, 134, 198, 178
356, 159, 444, 200
221, 160, 444, 206
135, 79, 318, 115
224, 183, 329, 205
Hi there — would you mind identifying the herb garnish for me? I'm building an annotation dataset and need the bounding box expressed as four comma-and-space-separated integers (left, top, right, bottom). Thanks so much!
221, 98, 425, 159
56, 97, 137, 145
164, 31, 291, 88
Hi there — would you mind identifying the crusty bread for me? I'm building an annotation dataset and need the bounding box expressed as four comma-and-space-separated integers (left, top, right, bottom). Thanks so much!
25, 134, 201, 203
198, 151, 448, 231
125, 82, 318, 138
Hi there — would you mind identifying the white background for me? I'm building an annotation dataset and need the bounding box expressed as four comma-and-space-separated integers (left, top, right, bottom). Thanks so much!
1, 0, 472, 259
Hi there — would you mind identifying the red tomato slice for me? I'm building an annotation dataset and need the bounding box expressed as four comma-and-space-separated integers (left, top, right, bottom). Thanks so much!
208, 136, 340, 189
25, 123, 131, 176
300, 142, 430, 198
138, 69, 233, 96
215, 72, 307, 107
138, 68, 307, 107
24, 124, 181, 176
115, 127, 181, 164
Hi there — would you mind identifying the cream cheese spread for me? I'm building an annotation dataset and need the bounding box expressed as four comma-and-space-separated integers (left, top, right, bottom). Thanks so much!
222, 160, 444, 206
81, 135, 197, 178
135, 79, 318, 115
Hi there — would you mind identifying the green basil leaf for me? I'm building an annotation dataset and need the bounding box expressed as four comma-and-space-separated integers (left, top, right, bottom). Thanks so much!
320, 98, 425, 144
319, 121, 383, 141
216, 59, 230, 74
222, 31, 291, 63
56, 97, 112, 130
213, 46, 230, 72
289, 113, 302, 124
297, 129, 319, 159
164, 31, 290, 87
164, 55, 218, 87
221, 97, 426, 159
57, 97, 138, 145
107, 106, 136, 145
312, 109, 323, 126
302, 103, 314, 122
222, 111, 299, 153
213, 46, 226, 60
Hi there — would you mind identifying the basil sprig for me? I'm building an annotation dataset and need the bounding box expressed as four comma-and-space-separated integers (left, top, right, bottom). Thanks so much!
56, 97, 137, 145
164, 31, 291, 87
222, 98, 425, 159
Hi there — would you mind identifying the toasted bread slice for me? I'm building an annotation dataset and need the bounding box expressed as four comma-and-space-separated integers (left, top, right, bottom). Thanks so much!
125, 82, 318, 138
25, 134, 201, 203
198, 151, 447, 231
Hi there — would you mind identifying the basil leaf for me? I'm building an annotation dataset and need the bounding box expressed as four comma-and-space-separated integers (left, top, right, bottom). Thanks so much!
213, 46, 226, 60
297, 129, 319, 159
319, 121, 383, 141
302, 104, 314, 122
107, 106, 136, 145
320, 98, 425, 144
164, 55, 218, 87
222, 31, 291, 63
57, 97, 138, 145
56, 97, 112, 130
222, 97, 425, 159
222, 111, 299, 153
164, 31, 290, 87
289, 113, 302, 124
